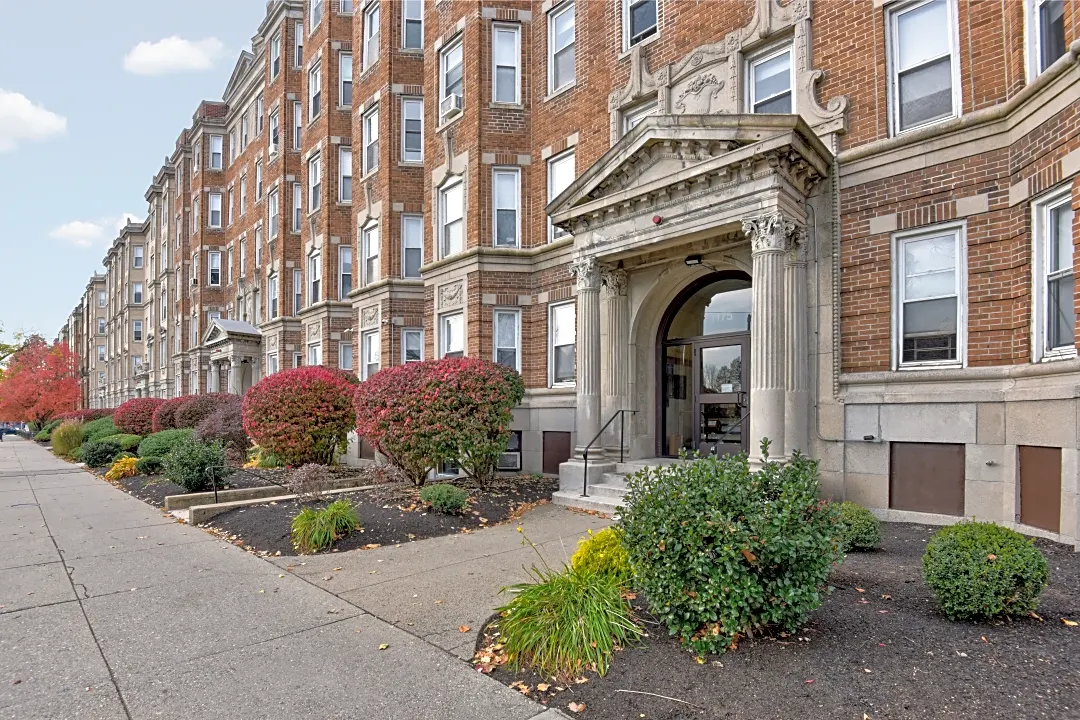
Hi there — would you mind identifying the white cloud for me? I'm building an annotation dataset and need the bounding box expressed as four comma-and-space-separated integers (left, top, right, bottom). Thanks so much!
49, 214, 144, 249
0, 90, 67, 153
123, 36, 225, 76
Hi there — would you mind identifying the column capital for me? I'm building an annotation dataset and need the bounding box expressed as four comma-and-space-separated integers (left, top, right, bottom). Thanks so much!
742, 212, 796, 254
600, 266, 628, 297
569, 255, 601, 292
785, 225, 809, 266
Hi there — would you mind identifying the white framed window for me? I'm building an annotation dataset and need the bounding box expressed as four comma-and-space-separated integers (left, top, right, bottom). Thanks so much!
132, 282, 143, 304
293, 352, 303, 368
293, 268, 303, 314
267, 352, 279, 375
193, 196, 199, 233
364, 2, 380, 69
494, 308, 521, 371
340, 52, 353, 106
269, 189, 280, 237
547, 149, 575, 241
1027, 0, 1067, 79
338, 147, 353, 202
256, 95, 264, 134
208, 192, 222, 228
98, 345, 106, 361
133, 245, 144, 268
309, 62, 322, 117
887, 0, 960, 135
622, 99, 657, 134
269, 274, 279, 319
294, 22, 304, 67
440, 312, 464, 358
341, 0, 355, 12
227, 188, 234, 225
293, 182, 303, 231
293, 101, 303, 150
193, 140, 201, 172
341, 340, 355, 372
271, 32, 282, 77
440, 37, 464, 117
549, 301, 576, 386
133, 319, 143, 342
229, 129, 238, 163
363, 106, 379, 174
209, 135, 223, 169
402, 213, 423, 278
493, 167, 520, 248
98, 290, 106, 307
403, 0, 422, 49
310, 0, 324, 29
308, 342, 322, 366
361, 331, 379, 378
748, 45, 793, 114
309, 253, 321, 304
208, 251, 222, 286
255, 228, 263, 266
402, 328, 423, 363
402, 97, 423, 162
362, 224, 379, 285
1032, 187, 1076, 361
548, 2, 575, 94
98, 318, 105, 334
893, 223, 966, 368
241, 115, 249, 148
624, 0, 657, 49
440, 180, 464, 258
309, 153, 322, 211
339, 245, 353, 298
269, 110, 280, 154
492, 24, 520, 104
240, 176, 247, 216
255, 160, 263, 199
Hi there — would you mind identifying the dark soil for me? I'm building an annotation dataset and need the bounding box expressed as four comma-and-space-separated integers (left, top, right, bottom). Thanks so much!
205, 474, 558, 555
482, 523, 1080, 720
112, 470, 278, 507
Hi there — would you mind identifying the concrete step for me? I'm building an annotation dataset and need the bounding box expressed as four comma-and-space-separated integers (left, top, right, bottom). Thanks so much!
552, 489, 623, 515
586, 482, 630, 500
599, 472, 628, 488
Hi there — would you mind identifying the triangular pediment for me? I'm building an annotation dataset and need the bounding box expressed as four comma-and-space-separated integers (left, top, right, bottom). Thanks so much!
223, 51, 256, 101
204, 318, 262, 347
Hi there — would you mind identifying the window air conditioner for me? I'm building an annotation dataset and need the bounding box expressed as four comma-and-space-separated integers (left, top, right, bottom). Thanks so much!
497, 451, 521, 472
440, 94, 462, 120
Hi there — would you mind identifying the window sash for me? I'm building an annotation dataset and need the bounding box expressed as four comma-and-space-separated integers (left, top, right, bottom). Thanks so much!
293, 268, 303, 314
550, 301, 576, 385
294, 22, 304, 67
269, 112, 280, 153
269, 190, 280, 237
364, 4, 380, 69
402, 328, 423, 363
402, 98, 423, 162
548, 151, 575, 240
748, 46, 793, 113
493, 168, 520, 247
309, 255, 321, 304
209, 193, 222, 228
896, 228, 963, 366
208, 252, 222, 286
492, 25, 520, 104
293, 102, 303, 150
494, 309, 520, 371
441, 313, 464, 357
361, 331, 379, 378
340, 52, 353, 106
403, 0, 423, 49
339, 246, 353, 298
309, 65, 322, 117
402, 214, 423, 278
271, 33, 282, 76
889, 0, 956, 133
441, 40, 463, 100
339, 147, 353, 202
441, 182, 464, 257
340, 341, 355, 372
269, 275, 279, 319
363, 108, 379, 173
209, 135, 223, 169
626, 0, 658, 47
1036, 192, 1076, 354
362, 226, 379, 285
292, 182, 303, 231
549, 3, 575, 92
309, 155, 322, 210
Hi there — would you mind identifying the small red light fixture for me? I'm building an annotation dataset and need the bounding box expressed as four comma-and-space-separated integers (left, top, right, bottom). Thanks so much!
652, 215, 663, 225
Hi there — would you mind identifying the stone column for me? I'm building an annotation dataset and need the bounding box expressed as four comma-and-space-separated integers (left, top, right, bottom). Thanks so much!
600, 267, 629, 458
785, 227, 810, 457
569, 256, 603, 458
743, 212, 792, 464
229, 355, 244, 395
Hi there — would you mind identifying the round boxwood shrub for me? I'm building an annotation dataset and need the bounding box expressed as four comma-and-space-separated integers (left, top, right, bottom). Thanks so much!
151, 396, 188, 432
242, 367, 356, 466
619, 447, 841, 655
571, 527, 632, 585
419, 483, 469, 514
81, 438, 124, 468
110, 434, 143, 453
923, 521, 1049, 621
137, 429, 194, 459
838, 501, 881, 552
134, 456, 164, 476
82, 417, 120, 443
113, 398, 165, 436
174, 393, 233, 430
162, 436, 234, 492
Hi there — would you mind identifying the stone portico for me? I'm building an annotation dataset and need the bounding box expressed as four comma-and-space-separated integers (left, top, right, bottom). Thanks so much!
203, 319, 263, 394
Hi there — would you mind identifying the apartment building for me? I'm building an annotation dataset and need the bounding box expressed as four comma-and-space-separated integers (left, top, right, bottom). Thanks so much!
76, 275, 108, 409
142, 163, 177, 399
58, 0, 1080, 546
100, 223, 149, 407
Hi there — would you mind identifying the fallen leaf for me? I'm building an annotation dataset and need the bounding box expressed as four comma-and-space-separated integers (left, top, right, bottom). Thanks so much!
537, 683, 550, 692
864, 668, 872, 673
1062, 618, 1078, 627
333, 567, 342, 572
458, 625, 471, 633
880, 594, 891, 600
856, 587, 865, 593
568, 702, 586, 713
695, 656, 706, 664
740, 548, 757, 564
435, 599, 445, 605
981, 636, 988, 643
804, 679, 814, 684
1030, 611, 1045, 622
378, 643, 389, 650
12, 679, 21, 685
986, 553, 997, 562
363, 543, 381, 550
574, 677, 589, 685
278, 574, 285, 578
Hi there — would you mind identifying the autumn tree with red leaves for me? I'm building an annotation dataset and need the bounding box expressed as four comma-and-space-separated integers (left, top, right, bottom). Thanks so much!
0, 337, 80, 426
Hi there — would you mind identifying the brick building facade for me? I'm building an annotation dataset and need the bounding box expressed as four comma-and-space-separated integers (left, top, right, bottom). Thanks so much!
59, 0, 1080, 547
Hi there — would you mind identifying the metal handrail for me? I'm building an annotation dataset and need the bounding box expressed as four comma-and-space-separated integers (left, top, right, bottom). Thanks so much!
716, 411, 751, 445
581, 409, 637, 498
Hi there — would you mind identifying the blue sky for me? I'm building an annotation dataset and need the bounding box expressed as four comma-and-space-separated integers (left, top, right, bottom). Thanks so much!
0, 0, 267, 342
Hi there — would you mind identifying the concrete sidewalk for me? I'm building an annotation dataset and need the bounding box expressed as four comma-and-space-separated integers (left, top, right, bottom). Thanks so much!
0, 437, 573, 720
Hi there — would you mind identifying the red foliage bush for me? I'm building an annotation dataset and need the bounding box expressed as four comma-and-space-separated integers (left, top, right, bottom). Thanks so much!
151, 396, 188, 432
354, 357, 524, 486
55, 408, 113, 423
113, 398, 166, 436
174, 393, 233, 430
194, 394, 250, 454
242, 367, 355, 465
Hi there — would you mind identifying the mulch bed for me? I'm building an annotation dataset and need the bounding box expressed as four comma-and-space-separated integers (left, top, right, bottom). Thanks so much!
480, 522, 1080, 720
109, 470, 279, 508
204, 474, 559, 555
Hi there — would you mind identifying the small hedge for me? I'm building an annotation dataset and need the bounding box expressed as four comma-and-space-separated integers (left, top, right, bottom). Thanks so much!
34, 430, 50, 442
55, 409, 113, 424
82, 417, 120, 443
838, 501, 881, 552
111, 434, 143, 453
114, 398, 165, 436
923, 521, 1049, 621
420, 484, 469, 514
134, 456, 164, 476
152, 396, 188, 432
162, 436, 233, 492
81, 439, 124, 468
571, 527, 632, 585
174, 393, 233, 430
52, 422, 85, 458
138, 429, 193, 459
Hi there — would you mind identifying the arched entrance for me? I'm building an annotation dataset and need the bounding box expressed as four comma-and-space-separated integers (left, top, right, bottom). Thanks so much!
657, 271, 752, 457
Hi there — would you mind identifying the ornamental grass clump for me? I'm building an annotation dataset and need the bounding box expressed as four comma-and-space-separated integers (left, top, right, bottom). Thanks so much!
571, 527, 632, 586
51, 421, 85, 458
419, 483, 469, 514
923, 521, 1048, 621
838, 501, 882, 552
618, 442, 842, 655
291, 499, 361, 554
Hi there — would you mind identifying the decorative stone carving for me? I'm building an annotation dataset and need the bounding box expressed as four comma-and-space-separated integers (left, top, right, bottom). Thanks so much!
267, 335, 279, 351
438, 281, 463, 308
360, 305, 379, 329
569, 256, 601, 292
786, 225, 809, 265
306, 322, 321, 341
673, 73, 725, 114
742, 212, 797, 254
600, 267, 628, 297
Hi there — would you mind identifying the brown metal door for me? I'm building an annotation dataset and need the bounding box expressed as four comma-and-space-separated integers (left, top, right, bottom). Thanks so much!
543, 431, 572, 475
1019, 445, 1061, 532
889, 442, 965, 515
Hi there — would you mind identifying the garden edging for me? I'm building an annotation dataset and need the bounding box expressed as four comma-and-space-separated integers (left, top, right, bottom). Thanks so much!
185, 484, 379, 524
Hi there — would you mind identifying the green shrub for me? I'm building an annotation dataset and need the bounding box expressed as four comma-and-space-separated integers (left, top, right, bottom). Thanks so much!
81, 439, 124, 467
72, 446, 84, 463
291, 499, 361, 554
111, 434, 143, 453
570, 527, 632, 585
134, 456, 164, 476
138, 429, 193, 459
923, 521, 1048, 621
838, 501, 881, 552
497, 564, 641, 679
51, 422, 85, 458
82, 417, 120, 443
419, 484, 469, 514
43, 419, 63, 434
34, 430, 50, 442
619, 445, 841, 655
162, 436, 234, 492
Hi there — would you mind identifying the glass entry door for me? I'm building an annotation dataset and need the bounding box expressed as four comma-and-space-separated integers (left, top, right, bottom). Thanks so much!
696, 337, 748, 456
